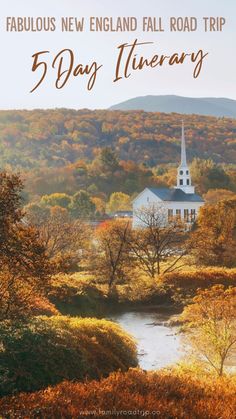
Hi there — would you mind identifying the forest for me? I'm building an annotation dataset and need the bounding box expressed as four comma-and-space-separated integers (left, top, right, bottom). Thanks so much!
0, 109, 236, 169
0, 109, 236, 212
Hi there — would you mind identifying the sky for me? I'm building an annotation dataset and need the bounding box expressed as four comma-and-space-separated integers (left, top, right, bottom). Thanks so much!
0, 0, 235, 109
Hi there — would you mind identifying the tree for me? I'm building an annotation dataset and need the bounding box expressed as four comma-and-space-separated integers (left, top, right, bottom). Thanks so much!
0, 226, 54, 321
97, 147, 120, 174
26, 205, 91, 272
107, 192, 131, 213
0, 172, 23, 243
203, 189, 236, 203
182, 285, 236, 376
69, 190, 96, 219
91, 197, 106, 217
0, 173, 52, 321
40, 193, 71, 209
192, 198, 236, 267
93, 220, 133, 292
191, 159, 230, 194
130, 205, 190, 278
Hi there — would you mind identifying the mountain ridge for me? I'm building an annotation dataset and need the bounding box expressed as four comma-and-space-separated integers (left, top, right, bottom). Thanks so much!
110, 95, 236, 118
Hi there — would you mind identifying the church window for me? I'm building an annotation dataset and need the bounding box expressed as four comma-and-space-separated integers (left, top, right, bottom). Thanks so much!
187, 179, 190, 185
168, 209, 173, 221
180, 170, 183, 175
191, 209, 196, 221
184, 209, 189, 222
186, 170, 189, 175
180, 179, 183, 185
176, 209, 181, 219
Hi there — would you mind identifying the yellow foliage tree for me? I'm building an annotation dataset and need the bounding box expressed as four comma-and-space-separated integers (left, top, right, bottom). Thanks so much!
182, 285, 236, 376
107, 192, 131, 213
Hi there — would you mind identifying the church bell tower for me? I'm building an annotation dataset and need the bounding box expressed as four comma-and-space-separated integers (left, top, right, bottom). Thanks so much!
175, 121, 195, 194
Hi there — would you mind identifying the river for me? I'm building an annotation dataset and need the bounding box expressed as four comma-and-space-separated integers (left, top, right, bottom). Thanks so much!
108, 310, 184, 370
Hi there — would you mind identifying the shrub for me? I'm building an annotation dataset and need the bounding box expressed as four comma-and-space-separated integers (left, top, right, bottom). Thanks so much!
161, 267, 236, 287
0, 316, 137, 396
0, 369, 235, 418
50, 272, 172, 310
49, 274, 109, 316
160, 267, 236, 305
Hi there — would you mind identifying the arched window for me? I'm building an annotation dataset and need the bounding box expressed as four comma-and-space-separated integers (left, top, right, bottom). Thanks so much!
180, 170, 183, 175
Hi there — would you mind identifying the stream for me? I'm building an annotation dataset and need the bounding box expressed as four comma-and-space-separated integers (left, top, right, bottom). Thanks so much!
108, 310, 184, 370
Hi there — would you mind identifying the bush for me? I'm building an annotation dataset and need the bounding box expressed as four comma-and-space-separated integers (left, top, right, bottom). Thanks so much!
49, 274, 109, 316
160, 267, 236, 305
0, 316, 137, 396
48, 269, 236, 311
0, 369, 235, 418
50, 273, 172, 310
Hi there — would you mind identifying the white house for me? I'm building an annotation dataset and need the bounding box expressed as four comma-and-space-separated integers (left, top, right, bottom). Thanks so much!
132, 122, 204, 228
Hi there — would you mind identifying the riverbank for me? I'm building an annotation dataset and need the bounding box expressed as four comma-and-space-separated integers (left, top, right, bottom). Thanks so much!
48, 267, 236, 318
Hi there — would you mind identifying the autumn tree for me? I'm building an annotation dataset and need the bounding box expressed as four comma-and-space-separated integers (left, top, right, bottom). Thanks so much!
182, 285, 236, 376
203, 188, 236, 203
69, 190, 96, 219
0, 172, 22, 241
191, 159, 230, 194
107, 192, 131, 213
26, 204, 91, 272
0, 226, 54, 321
130, 205, 190, 278
91, 197, 106, 217
40, 193, 71, 208
93, 220, 133, 293
0, 173, 52, 321
97, 147, 120, 175
192, 198, 236, 267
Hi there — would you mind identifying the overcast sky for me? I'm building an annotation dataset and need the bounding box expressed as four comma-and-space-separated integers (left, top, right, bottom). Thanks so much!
0, 0, 235, 109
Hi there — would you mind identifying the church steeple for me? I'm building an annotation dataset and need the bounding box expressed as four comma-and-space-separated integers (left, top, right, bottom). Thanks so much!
180, 121, 187, 166
175, 121, 195, 194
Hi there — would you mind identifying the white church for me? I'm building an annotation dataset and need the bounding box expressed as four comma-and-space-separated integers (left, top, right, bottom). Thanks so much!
132, 122, 204, 227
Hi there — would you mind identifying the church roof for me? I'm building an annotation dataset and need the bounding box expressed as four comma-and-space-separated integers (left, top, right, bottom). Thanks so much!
147, 188, 204, 202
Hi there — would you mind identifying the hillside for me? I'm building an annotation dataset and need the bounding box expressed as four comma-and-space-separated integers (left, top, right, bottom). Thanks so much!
0, 109, 236, 171
110, 95, 236, 118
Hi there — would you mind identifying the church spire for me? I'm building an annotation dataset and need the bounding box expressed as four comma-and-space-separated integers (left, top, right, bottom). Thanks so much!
181, 121, 187, 167
175, 121, 195, 194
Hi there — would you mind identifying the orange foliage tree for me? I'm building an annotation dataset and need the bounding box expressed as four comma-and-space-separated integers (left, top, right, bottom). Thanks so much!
93, 220, 134, 293
26, 204, 91, 273
192, 198, 236, 267
0, 172, 52, 321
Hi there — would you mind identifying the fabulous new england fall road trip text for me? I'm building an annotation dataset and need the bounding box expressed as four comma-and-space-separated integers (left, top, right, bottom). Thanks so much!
6, 16, 226, 33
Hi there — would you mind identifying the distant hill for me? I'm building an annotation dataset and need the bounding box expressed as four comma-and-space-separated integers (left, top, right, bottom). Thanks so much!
110, 95, 236, 118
